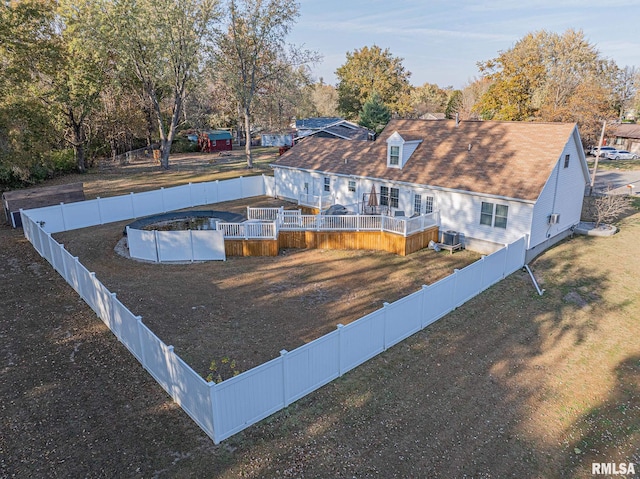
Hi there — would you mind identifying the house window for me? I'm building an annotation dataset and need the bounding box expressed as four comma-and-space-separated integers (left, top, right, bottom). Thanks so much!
389, 188, 399, 208
480, 201, 508, 229
414, 194, 422, 214
303, 182, 309, 194
348, 180, 356, 192
424, 196, 434, 214
380, 186, 389, 206
494, 204, 508, 229
324, 177, 330, 192
226, 139, 230, 145
389, 146, 400, 166
564, 154, 570, 168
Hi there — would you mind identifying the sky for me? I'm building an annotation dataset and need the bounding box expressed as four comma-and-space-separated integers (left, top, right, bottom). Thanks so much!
287, 0, 640, 90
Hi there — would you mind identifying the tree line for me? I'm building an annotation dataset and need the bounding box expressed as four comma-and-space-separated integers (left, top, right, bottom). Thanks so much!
1, 1, 637, 188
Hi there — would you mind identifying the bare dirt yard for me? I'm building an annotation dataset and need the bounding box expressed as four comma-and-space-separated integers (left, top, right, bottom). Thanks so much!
53, 196, 479, 377
2, 152, 639, 478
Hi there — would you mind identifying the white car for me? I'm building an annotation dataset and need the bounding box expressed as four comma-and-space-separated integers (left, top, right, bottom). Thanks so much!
605, 149, 638, 160
589, 146, 617, 157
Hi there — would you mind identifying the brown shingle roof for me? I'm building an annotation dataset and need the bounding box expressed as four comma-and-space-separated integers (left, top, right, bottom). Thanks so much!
613, 123, 640, 139
274, 119, 578, 202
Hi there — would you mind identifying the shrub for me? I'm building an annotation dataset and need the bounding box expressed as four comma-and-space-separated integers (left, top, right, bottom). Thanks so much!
47, 149, 76, 173
170, 138, 200, 154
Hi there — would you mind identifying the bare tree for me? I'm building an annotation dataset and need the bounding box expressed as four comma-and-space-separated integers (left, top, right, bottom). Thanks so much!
214, 0, 318, 168
588, 186, 631, 227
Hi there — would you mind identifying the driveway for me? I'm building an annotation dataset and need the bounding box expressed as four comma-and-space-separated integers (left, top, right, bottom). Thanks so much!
587, 168, 640, 195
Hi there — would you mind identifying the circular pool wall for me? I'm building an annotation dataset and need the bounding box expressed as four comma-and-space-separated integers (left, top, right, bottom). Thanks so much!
124, 210, 244, 234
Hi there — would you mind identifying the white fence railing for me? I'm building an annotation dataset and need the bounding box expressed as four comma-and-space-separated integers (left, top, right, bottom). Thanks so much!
20, 175, 527, 445
244, 208, 440, 238
217, 221, 278, 239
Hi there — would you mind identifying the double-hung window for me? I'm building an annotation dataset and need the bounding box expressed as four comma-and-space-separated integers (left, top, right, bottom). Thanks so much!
389, 188, 399, 208
324, 177, 330, 192
380, 186, 389, 206
480, 201, 508, 229
348, 180, 356, 192
389, 146, 400, 166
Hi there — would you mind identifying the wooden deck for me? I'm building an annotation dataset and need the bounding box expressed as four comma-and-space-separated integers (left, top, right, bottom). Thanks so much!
225, 225, 439, 257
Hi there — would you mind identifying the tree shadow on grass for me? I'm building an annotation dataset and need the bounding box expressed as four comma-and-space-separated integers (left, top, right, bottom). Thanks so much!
560, 355, 640, 478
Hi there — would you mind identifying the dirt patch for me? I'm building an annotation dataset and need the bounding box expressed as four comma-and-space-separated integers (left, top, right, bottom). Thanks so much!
54, 196, 480, 377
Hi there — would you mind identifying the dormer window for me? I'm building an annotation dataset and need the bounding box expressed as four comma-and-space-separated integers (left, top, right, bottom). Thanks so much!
389, 146, 400, 166
386, 131, 422, 169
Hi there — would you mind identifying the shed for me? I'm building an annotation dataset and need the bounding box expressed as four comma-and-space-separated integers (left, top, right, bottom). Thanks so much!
199, 130, 233, 153
2, 182, 85, 228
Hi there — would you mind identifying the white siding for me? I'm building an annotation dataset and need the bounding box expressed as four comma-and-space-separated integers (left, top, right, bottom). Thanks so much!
437, 191, 533, 247
530, 129, 589, 248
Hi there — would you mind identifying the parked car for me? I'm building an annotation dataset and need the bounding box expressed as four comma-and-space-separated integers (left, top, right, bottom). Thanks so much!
588, 146, 617, 157
605, 149, 639, 160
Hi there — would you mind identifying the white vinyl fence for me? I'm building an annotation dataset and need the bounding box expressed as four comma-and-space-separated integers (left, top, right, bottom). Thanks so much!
21, 175, 527, 444
126, 227, 226, 262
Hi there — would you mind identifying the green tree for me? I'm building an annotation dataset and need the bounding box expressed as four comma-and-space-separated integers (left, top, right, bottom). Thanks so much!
358, 92, 390, 133
335, 45, 412, 120
215, 0, 317, 168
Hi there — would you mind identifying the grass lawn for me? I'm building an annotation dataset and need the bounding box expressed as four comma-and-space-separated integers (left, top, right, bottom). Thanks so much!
2, 151, 639, 478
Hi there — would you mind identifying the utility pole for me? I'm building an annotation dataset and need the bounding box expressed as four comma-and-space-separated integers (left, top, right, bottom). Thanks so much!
589, 121, 606, 196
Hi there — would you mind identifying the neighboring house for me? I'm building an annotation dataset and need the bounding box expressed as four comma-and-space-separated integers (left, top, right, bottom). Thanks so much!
295, 117, 374, 142
261, 133, 294, 148
199, 130, 233, 152
611, 123, 640, 155
272, 119, 590, 259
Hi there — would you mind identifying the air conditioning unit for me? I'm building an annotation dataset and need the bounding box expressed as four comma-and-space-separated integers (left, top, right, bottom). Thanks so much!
548, 213, 560, 225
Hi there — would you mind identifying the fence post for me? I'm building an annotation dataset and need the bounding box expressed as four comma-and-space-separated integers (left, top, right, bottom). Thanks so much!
337, 324, 345, 375
208, 381, 221, 445
478, 256, 486, 293
382, 302, 390, 350
74, 257, 84, 299
59, 243, 68, 280
130, 192, 137, 218
136, 316, 146, 368
96, 197, 104, 225
503, 243, 509, 279
280, 349, 290, 407
154, 230, 160, 263
59, 203, 67, 231
420, 284, 429, 329
108, 292, 117, 334
189, 230, 194, 263
452, 269, 460, 308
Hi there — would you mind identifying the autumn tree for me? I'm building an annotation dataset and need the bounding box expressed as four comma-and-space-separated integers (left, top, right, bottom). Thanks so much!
215, 0, 317, 168
410, 82, 449, 117
336, 45, 412, 120
475, 29, 620, 141
310, 79, 339, 117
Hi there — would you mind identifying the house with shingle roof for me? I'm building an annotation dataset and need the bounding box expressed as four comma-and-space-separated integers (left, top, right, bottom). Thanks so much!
294, 117, 374, 142
272, 119, 590, 258
611, 123, 640, 155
